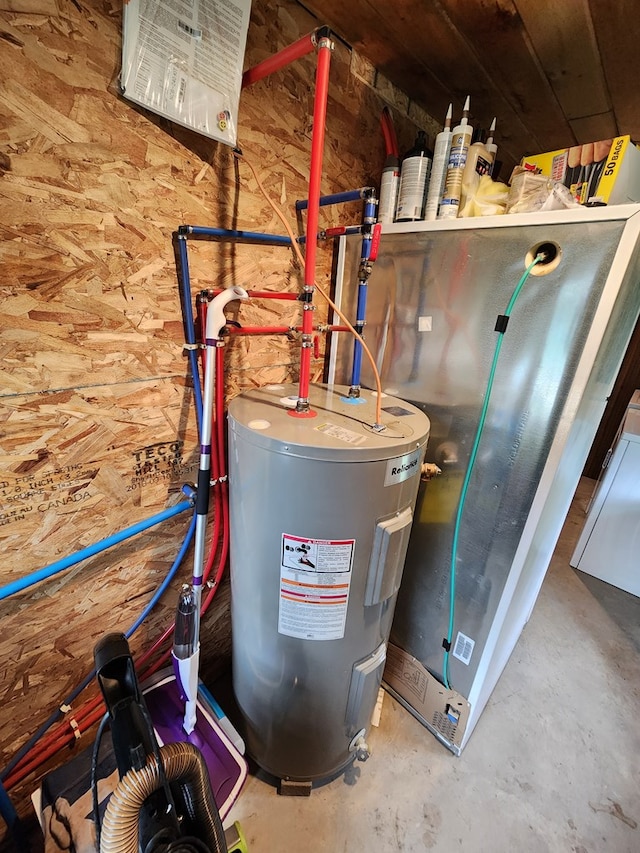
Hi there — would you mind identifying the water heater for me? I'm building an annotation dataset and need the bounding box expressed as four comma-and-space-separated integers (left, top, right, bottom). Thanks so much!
227, 383, 430, 785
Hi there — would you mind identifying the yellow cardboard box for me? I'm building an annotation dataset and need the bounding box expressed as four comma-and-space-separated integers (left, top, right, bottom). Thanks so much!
521, 136, 640, 206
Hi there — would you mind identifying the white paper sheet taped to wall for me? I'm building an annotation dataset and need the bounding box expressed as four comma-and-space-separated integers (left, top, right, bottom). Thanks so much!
121, 0, 251, 146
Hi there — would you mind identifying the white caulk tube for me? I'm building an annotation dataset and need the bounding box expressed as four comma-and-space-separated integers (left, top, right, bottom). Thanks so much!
174, 284, 248, 734
486, 117, 498, 174
424, 104, 452, 221
438, 96, 473, 220
378, 154, 400, 224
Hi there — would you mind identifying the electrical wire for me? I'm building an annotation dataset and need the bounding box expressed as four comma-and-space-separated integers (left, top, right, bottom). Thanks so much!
233, 148, 386, 425
443, 255, 543, 689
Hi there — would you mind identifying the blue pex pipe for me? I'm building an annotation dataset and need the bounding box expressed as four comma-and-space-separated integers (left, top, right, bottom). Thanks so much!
363, 194, 377, 225
296, 188, 367, 211
0, 500, 193, 602
183, 226, 293, 245
349, 217, 375, 389
350, 282, 368, 388
0, 779, 21, 840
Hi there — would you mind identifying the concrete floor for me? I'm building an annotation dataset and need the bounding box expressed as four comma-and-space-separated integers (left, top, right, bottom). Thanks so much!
226, 478, 640, 852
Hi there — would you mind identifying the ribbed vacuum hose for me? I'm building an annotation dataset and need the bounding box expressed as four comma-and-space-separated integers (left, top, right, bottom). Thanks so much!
100, 741, 227, 853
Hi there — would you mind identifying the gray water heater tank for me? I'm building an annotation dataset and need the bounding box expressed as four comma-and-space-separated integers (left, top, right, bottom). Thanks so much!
227, 383, 430, 783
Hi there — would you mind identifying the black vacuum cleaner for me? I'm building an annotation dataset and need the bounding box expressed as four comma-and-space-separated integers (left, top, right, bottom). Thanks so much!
94, 633, 228, 853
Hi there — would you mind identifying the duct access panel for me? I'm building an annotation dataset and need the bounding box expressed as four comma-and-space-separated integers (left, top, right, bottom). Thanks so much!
329, 205, 640, 752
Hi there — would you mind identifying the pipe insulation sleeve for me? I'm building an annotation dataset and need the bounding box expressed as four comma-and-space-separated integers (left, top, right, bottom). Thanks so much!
100, 741, 227, 853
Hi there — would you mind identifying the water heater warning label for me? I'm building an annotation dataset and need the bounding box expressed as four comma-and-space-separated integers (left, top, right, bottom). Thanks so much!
279, 534, 355, 641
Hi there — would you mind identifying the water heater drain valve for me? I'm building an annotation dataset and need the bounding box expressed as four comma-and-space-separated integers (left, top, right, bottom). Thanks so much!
349, 728, 371, 762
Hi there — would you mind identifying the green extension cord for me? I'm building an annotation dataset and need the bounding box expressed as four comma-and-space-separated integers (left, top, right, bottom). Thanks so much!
443, 254, 543, 690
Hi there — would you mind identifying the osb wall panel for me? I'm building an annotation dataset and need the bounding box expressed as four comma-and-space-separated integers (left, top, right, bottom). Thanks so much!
0, 0, 429, 815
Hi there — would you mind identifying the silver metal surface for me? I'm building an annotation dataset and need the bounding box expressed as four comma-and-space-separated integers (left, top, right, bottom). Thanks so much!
331, 209, 640, 740
228, 383, 430, 781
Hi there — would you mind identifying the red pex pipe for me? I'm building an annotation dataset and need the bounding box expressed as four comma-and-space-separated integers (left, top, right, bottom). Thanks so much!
209, 290, 299, 301
380, 114, 394, 158
381, 106, 399, 158
242, 31, 317, 88
202, 345, 230, 610
230, 326, 292, 335
203, 344, 226, 586
298, 36, 332, 405
4, 702, 107, 789
227, 325, 349, 335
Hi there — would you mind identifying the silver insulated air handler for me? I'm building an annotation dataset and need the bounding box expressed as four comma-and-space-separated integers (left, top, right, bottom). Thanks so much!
228, 383, 430, 784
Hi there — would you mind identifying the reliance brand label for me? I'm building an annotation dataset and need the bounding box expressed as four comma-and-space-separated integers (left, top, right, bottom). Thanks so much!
384, 449, 422, 486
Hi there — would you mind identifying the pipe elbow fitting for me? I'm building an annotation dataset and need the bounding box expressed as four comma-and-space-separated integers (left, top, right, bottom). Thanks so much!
205, 286, 249, 341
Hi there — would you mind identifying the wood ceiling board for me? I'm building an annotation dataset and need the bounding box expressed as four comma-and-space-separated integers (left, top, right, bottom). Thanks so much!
301, 0, 542, 169
570, 111, 618, 145
514, 0, 610, 122
307, 0, 526, 122
588, 0, 640, 139
437, 0, 573, 150
301, 0, 465, 115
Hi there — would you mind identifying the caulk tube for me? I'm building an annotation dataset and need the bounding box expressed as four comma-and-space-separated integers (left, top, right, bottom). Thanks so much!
486, 117, 497, 174
424, 104, 452, 221
378, 154, 400, 223
378, 104, 399, 223
438, 96, 473, 219
395, 130, 433, 221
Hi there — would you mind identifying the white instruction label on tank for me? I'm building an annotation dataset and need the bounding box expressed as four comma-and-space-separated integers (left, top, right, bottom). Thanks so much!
279, 533, 355, 641
315, 422, 366, 445
384, 448, 422, 486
